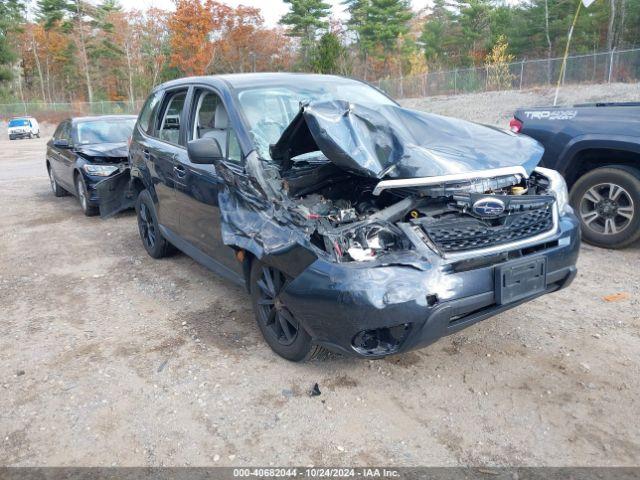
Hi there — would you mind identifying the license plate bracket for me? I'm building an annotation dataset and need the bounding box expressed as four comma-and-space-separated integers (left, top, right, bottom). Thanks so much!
495, 256, 547, 305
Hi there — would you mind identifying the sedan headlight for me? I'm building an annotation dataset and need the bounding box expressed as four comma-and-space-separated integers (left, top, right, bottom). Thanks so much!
535, 167, 573, 215
83, 164, 119, 177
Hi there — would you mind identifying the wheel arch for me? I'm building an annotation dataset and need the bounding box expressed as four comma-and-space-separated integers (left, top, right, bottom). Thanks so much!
559, 137, 640, 188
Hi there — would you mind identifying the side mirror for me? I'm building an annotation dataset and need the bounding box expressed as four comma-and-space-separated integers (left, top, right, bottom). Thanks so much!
187, 137, 223, 165
54, 139, 70, 149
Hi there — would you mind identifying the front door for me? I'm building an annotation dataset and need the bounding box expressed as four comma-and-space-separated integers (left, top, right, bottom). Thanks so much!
175, 87, 243, 277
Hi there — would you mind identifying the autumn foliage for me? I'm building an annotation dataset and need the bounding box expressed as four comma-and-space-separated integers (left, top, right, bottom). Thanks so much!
168, 0, 217, 76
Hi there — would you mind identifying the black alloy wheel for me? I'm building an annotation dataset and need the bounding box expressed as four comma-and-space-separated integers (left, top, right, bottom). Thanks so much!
249, 260, 327, 361
135, 190, 174, 258
255, 265, 300, 346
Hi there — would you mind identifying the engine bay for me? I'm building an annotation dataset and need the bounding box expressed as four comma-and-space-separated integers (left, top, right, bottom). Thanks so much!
283, 152, 557, 262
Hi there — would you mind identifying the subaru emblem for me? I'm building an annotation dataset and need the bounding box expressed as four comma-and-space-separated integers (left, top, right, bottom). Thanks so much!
472, 198, 505, 217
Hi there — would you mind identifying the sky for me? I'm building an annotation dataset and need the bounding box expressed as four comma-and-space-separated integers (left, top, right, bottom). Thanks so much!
115, 0, 433, 27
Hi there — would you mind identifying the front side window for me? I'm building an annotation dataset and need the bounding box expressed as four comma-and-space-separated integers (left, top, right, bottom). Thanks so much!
53, 122, 64, 139
60, 122, 72, 142
157, 90, 187, 145
190, 89, 242, 163
75, 119, 136, 145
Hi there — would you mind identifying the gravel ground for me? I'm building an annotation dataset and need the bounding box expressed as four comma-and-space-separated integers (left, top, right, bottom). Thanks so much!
1, 84, 640, 467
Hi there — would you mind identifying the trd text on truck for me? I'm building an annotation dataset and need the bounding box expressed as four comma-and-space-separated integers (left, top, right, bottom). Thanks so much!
511, 102, 640, 248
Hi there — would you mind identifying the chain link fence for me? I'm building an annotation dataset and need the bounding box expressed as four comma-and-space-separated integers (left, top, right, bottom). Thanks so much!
378, 48, 640, 99
0, 100, 144, 121
2, 48, 638, 118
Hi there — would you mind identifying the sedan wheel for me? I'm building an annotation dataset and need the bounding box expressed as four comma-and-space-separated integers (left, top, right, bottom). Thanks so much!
76, 175, 98, 216
48, 167, 66, 197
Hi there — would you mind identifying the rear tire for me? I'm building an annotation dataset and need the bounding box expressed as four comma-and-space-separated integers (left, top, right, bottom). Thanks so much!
136, 190, 174, 258
47, 165, 66, 197
570, 166, 640, 249
249, 260, 327, 362
76, 174, 98, 216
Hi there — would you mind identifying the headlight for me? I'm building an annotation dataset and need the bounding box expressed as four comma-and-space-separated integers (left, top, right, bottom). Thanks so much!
83, 164, 119, 176
535, 167, 573, 215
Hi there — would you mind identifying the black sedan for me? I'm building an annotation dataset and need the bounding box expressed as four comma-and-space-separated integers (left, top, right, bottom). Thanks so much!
46, 115, 137, 215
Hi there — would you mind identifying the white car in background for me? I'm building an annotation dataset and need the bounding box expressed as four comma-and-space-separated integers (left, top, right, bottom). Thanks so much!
8, 116, 40, 140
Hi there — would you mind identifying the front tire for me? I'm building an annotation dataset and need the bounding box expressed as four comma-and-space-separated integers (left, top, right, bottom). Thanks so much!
250, 260, 326, 362
76, 174, 98, 216
136, 190, 174, 258
570, 166, 640, 249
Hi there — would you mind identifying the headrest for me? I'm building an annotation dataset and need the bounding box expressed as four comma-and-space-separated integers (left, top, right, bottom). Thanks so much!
214, 103, 229, 129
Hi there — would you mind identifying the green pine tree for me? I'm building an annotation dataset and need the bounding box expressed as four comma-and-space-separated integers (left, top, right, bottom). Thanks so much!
310, 31, 346, 73
279, 0, 332, 67
0, 0, 24, 90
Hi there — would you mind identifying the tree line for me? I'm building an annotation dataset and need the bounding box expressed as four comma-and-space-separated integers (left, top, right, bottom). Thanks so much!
0, 0, 638, 104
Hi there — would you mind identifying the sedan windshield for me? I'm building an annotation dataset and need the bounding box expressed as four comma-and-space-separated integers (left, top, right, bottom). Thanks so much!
76, 119, 136, 145
236, 80, 395, 160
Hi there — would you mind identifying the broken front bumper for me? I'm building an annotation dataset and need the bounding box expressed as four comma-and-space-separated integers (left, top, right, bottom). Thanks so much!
279, 213, 580, 358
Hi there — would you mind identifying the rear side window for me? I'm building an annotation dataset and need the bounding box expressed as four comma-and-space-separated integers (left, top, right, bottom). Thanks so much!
157, 90, 187, 145
138, 91, 162, 134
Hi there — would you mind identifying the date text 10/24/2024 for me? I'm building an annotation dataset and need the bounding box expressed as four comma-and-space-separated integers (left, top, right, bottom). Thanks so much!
233, 468, 400, 478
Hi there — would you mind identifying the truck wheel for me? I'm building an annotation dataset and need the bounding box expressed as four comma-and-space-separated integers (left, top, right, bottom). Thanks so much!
570, 166, 640, 249
76, 175, 98, 216
136, 190, 174, 258
47, 165, 66, 197
250, 260, 327, 362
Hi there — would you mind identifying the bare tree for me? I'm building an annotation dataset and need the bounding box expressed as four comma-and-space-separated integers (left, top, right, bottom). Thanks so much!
73, 0, 93, 103
544, 0, 552, 84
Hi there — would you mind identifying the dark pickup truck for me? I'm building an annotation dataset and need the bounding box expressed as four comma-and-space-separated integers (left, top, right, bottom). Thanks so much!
510, 102, 640, 248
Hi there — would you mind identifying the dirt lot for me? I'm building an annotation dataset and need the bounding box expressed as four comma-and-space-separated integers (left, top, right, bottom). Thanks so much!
1, 85, 640, 467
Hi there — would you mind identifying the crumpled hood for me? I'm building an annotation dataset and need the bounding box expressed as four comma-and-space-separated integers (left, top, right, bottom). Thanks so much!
270, 100, 544, 179
75, 142, 128, 160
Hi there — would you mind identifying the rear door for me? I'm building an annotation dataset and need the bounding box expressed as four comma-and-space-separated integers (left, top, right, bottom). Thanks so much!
174, 86, 243, 278
145, 88, 190, 234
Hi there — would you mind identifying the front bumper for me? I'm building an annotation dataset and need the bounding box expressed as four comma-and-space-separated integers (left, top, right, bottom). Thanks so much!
9, 131, 31, 138
82, 168, 125, 205
280, 213, 580, 358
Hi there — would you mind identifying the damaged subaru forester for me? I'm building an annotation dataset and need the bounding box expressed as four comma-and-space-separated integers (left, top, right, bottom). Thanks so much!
98, 73, 580, 361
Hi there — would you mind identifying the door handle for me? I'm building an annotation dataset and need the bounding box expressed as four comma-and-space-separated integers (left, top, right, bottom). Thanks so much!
143, 149, 151, 160
173, 164, 187, 179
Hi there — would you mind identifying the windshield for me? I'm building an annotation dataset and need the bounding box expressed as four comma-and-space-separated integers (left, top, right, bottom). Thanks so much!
76, 119, 136, 145
9, 119, 30, 127
236, 80, 395, 159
